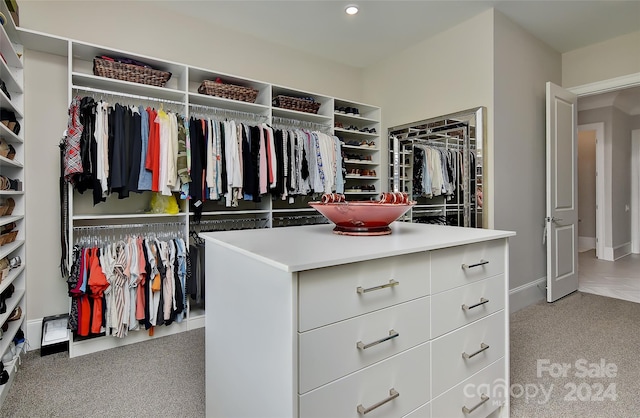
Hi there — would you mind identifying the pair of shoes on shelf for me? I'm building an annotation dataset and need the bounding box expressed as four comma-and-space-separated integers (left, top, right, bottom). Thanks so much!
359, 127, 377, 134
360, 169, 377, 177
0, 198, 15, 216
334, 122, 344, 129
0, 283, 15, 313
0, 176, 21, 191
0, 230, 18, 246
0, 109, 20, 135
0, 139, 16, 160
7, 306, 21, 322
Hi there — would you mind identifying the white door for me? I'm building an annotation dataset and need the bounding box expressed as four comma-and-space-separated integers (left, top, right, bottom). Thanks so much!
546, 82, 579, 302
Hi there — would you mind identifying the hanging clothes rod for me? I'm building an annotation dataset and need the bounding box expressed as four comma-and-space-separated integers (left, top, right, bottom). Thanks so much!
188, 103, 268, 122
271, 116, 331, 132
73, 222, 185, 231
71, 85, 185, 106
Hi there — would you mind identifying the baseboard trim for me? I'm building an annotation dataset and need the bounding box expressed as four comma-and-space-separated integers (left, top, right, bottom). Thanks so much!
509, 277, 546, 313
614, 242, 632, 260
578, 236, 596, 252
26, 318, 43, 351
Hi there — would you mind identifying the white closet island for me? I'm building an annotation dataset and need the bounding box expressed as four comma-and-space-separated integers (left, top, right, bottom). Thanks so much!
202, 222, 514, 418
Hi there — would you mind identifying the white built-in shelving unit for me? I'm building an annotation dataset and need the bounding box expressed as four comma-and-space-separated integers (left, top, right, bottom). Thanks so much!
0, 0, 26, 406
12, 26, 380, 358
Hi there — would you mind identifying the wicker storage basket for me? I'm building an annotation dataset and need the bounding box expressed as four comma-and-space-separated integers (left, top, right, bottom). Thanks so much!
272, 95, 321, 114
198, 80, 259, 103
93, 58, 172, 87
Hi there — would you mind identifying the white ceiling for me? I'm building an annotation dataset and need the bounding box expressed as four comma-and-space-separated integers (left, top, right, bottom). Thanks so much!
157, 0, 640, 68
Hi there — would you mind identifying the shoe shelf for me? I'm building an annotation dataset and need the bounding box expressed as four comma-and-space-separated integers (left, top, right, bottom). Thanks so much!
0, 216, 22, 228
342, 144, 378, 151
0, 58, 22, 97
343, 159, 377, 165
0, 90, 23, 119
346, 175, 380, 180
0, 23, 22, 70
0, 241, 22, 260
0, 191, 23, 197
0, 156, 22, 169
0, 264, 24, 295
334, 127, 377, 138
334, 112, 378, 124
0, 287, 25, 330
0, 123, 21, 144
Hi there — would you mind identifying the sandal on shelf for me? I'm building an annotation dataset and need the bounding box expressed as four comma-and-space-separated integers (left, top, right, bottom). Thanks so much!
4, 198, 15, 216
7, 305, 21, 321
0, 230, 18, 246
1, 222, 15, 234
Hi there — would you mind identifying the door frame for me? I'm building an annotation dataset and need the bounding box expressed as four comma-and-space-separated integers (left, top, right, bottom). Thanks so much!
577, 123, 605, 259
632, 129, 640, 254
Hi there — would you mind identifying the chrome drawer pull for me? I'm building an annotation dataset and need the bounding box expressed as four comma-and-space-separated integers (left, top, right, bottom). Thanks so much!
356, 279, 399, 294
462, 297, 489, 311
462, 259, 489, 269
357, 329, 399, 350
462, 342, 490, 359
462, 393, 489, 414
357, 388, 399, 415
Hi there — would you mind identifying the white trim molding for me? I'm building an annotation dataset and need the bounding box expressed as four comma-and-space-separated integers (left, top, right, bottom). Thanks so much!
26, 319, 43, 351
568, 72, 640, 97
509, 277, 546, 313
613, 242, 632, 260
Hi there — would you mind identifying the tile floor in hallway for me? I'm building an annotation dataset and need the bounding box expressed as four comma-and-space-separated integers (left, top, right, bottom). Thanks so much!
578, 249, 640, 304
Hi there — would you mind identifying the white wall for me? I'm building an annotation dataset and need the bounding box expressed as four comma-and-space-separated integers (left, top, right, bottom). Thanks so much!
562, 31, 640, 88
493, 10, 561, 293
360, 10, 495, 205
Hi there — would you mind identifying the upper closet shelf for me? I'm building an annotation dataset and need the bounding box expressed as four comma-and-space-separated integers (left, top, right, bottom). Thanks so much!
14, 28, 68, 57
71, 73, 186, 103
188, 92, 270, 115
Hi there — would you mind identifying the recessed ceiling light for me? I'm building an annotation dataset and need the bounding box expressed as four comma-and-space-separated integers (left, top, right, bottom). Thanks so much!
345, 5, 359, 15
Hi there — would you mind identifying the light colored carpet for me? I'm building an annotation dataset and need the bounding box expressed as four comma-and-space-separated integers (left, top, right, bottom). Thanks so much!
2, 291, 638, 417
1, 328, 205, 418
510, 292, 640, 417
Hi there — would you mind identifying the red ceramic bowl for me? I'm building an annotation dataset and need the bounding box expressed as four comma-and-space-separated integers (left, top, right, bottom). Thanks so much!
309, 201, 415, 235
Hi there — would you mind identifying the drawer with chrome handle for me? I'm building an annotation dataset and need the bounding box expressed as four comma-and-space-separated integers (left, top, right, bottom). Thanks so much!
431, 359, 506, 418
298, 251, 430, 332
431, 311, 505, 397
299, 342, 431, 418
299, 297, 430, 394
430, 274, 505, 338
431, 239, 505, 294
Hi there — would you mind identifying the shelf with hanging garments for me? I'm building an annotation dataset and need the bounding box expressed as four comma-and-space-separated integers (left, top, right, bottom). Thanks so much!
389, 107, 485, 228
68, 221, 193, 357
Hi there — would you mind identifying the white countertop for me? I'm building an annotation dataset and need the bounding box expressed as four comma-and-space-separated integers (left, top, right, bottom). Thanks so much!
201, 222, 515, 272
